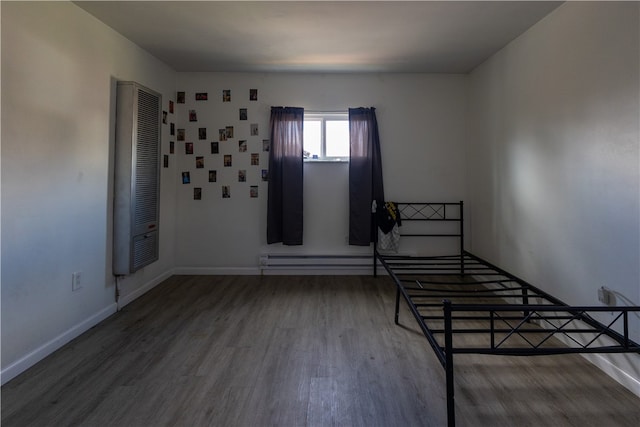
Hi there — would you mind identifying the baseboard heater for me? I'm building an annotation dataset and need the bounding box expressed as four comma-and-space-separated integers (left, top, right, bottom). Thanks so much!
259, 253, 378, 273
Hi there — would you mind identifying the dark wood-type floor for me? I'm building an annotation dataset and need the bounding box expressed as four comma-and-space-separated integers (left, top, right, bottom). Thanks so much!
2, 275, 640, 426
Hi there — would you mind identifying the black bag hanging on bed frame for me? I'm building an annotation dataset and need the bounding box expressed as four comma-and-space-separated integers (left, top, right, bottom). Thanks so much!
376, 201, 401, 234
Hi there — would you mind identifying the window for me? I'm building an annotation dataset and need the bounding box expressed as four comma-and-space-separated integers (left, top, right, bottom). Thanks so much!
303, 112, 349, 161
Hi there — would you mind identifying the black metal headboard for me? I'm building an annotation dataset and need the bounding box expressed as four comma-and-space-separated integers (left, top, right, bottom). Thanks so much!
373, 201, 464, 275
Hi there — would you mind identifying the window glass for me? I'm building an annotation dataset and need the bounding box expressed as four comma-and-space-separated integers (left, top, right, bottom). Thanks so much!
303, 120, 322, 158
303, 112, 348, 161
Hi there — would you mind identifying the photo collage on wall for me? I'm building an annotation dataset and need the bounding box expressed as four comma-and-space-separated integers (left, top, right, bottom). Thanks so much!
176, 88, 268, 200
162, 99, 176, 169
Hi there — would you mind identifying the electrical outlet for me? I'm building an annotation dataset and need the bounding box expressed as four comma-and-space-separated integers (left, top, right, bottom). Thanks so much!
72, 271, 82, 291
597, 286, 611, 305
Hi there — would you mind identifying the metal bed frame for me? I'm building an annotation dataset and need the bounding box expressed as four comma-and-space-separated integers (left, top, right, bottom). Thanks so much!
373, 201, 640, 427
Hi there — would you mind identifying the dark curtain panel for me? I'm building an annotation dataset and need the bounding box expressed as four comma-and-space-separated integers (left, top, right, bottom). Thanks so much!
349, 107, 384, 246
267, 107, 304, 245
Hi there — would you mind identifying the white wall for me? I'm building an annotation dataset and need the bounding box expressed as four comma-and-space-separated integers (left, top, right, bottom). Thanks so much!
1, 2, 177, 383
174, 73, 469, 272
6, 0, 636, 396
468, 1, 640, 389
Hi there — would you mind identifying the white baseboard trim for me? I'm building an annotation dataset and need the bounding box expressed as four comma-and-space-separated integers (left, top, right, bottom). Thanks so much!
117, 268, 175, 309
1, 303, 117, 386
581, 352, 640, 398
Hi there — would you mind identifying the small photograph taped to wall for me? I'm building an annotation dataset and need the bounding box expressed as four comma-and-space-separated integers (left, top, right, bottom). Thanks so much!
196, 156, 204, 168
222, 185, 231, 198
185, 142, 194, 155
219, 129, 227, 142
177, 91, 185, 103
262, 139, 270, 152
169, 100, 174, 114
211, 141, 219, 154
209, 170, 217, 182
262, 169, 269, 181
170, 141, 175, 154
223, 90, 231, 102
194, 187, 202, 200
239, 140, 247, 152
226, 126, 234, 139
224, 155, 232, 167
163, 111, 168, 124
189, 110, 197, 122
251, 153, 259, 165
163, 155, 169, 168
238, 170, 246, 182
250, 123, 259, 136
239, 108, 247, 120
250, 185, 258, 198
177, 128, 185, 141
250, 89, 258, 101
182, 171, 190, 184
199, 128, 207, 140
195, 92, 208, 101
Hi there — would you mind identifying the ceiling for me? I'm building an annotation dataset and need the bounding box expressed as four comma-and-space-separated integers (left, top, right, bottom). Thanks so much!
74, 1, 562, 73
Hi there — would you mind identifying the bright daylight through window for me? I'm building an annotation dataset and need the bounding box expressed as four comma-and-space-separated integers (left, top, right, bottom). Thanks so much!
303, 112, 349, 161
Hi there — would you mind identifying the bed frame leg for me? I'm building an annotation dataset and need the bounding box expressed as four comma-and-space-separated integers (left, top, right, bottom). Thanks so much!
373, 253, 378, 278
459, 200, 464, 276
522, 288, 530, 319
373, 241, 378, 277
444, 300, 456, 427
394, 287, 401, 325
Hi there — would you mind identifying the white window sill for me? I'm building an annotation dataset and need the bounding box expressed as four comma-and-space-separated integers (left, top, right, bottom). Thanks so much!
304, 158, 349, 163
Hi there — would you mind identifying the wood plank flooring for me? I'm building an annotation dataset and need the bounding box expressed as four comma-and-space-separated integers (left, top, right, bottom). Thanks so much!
2, 275, 640, 426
